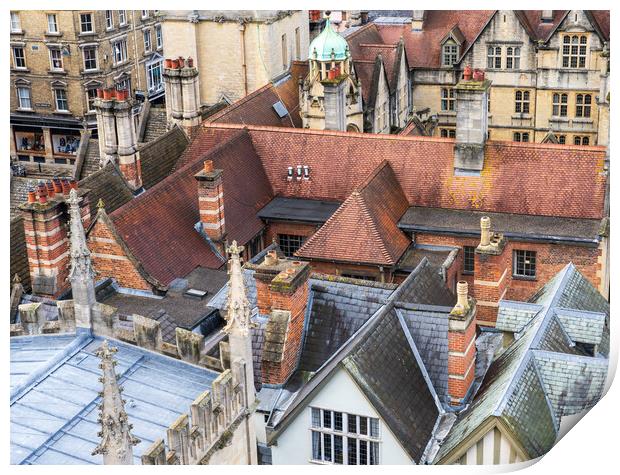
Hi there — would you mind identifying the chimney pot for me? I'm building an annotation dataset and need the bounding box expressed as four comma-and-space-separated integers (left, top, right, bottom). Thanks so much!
164, 58, 173, 69
473, 69, 485, 81
187, 57, 194, 68
178, 56, 185, 68
53, 178, 63, 193
46, 181, 55, 198
70, 179, 78, 191
265, 250, 279, 266
62, 179, 71, 195
171, 59, 180, 69
480, 216, 491, 247
463, 65, 473, 81
204, 160, 214, 173
27, 189, 36, 204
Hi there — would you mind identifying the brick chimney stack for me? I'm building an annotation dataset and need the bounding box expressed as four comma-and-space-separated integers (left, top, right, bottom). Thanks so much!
163, 57, 201, 130
19, 180, 90, 298
412, 10, 425, 31
248, 255, 311, 386
448, 281, 477, 406
474, 216, 510, 326
194, 160, 226, 254
454, 68, 491, 174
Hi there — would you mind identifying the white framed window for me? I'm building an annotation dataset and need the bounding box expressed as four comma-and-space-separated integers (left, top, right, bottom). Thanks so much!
506, 46, 520, 69
80, 13, 94, 33
311, 408, 380, 465
146, 60, 163, 92
442, 41, 458, 66
49, 48, 63, 71
562, 35, 587, 68
441, 87, 455, 111
143, 29, 151, 53
155, 25, 163, 49
487, 46, 501, 69
112, 38, 128, 65
82, 46, 98, 71
513, 250, 536, 278
86, 87, 98, 112
47, 14, 58, 34
141, 10, 149, 19
16, 86, 32, 109
552, 93, 568, 117
118, 10, 127, 26
515, 90, 530, 113
105, 10, 114, 30
116, 77, 131, 92
54, 88, 69, 111
10, 12, 21, 33
12, 47, 26, 69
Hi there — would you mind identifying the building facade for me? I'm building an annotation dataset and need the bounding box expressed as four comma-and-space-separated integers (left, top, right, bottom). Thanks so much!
160, 10, 310, 106
372, 10, 609, 143
10, 9, 165, 169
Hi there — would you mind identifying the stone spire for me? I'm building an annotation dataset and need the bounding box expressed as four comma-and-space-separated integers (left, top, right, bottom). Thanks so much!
223, 241, 252, 337
67, 189, 97, 332
222, 240, 257, 464
92, 340, 140, 464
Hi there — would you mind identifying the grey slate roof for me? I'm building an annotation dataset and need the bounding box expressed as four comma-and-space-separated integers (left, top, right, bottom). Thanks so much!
496, 300, 544, 333
297, 277, 394, 372
11, 334, 218, 465
435, 263, 609, 462
139, 125, 190, 190
554, 308, 606, 345
257, 197, 341, 224
399, 206, 603, 245
395, 258, 456, 307
396, 243, 457, 273
79, 162, 134, 216
342, 308, 441, 463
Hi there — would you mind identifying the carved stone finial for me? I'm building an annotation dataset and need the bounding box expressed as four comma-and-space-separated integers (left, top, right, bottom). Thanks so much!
97, 198, 106, 210
222, 241, 254, 336
68, 188, 95, 282
92, 340, 140, 464
12, 273, 21, 285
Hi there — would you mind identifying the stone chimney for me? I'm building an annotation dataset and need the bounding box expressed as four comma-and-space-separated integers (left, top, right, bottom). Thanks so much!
248, 255, 311, 386
448, 281, 477, 406
19, 179, 90, 298
163, 57, 201, 130
474, 216, 509, 326
94, 89, 142, 190
194, 160, 226, 255
412, 10, 425, 31
454, 68, 491, 174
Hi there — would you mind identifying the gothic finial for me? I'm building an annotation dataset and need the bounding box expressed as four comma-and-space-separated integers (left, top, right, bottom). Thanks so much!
12, 273, 21, 285
223, 241, 254, 336
97, 198, 106, 210
92, 340, 140, 464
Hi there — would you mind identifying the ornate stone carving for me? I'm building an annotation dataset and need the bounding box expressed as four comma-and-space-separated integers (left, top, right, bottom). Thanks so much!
222, 241, 255, 336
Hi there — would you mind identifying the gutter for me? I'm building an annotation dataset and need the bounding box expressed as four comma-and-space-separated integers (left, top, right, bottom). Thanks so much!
398, 224, 601, 247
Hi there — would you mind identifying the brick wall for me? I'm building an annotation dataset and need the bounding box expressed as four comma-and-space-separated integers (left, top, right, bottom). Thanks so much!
87, 218, 151, 291
265, 221, 320, 247
415, 232, 602, 313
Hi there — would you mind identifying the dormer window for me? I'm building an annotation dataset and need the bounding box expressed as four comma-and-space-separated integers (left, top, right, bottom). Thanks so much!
442, 41, 458, 66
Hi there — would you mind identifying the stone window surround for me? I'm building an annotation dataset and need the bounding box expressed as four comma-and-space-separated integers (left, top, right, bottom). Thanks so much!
48, 45, 64, 72
47, 13, 59, 34
84, 80, 102, 113
155, 24, 163, 49
513, 249, 537, 279
11, 44, 27, 70
51, 81, 69, 112
10, 11, 22, 33
111, 36, 129, 66
105, 10, 114, 30
79, 12, 95, 34
514, 90, 530, 114
118, 10, 127, 26
15, 78, 32, 110
80, 43, 99, 71
442, 40, 458, 67
561, 33, 588, 69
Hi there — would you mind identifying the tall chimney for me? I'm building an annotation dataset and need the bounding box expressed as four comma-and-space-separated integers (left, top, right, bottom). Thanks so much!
261, 260, 311, 385
448, 281, 477, 406
94, 90, 118, 165
474, 217, 510, 326
412, 10, 425, 31
163, 57, 201, 130
19, 181, 91, 298
454, 68, 491, 174
114, 92, 142, 190
194, 160, 226, 254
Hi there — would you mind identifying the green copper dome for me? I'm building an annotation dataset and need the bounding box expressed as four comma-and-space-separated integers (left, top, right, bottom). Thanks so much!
308, 17, 349, 61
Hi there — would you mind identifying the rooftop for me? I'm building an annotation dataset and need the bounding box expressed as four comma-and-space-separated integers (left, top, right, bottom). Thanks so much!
257, 197, 341, 224
11, 334, 218, 465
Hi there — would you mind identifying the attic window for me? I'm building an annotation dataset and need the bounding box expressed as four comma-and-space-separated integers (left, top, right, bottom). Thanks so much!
442, 40, 458, 66
184, 288, 208, 300
272, 101, 289, 118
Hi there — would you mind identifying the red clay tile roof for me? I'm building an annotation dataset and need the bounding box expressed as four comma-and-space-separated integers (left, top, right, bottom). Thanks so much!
110, 129, 273, 285
590, 11, 610, 41
296, 161, 410, 266
205, 61, 307, 129
515, 11, 568, 42
375, 11, 495, 69
204, 123, 606, 220
345, 23, 386, 58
